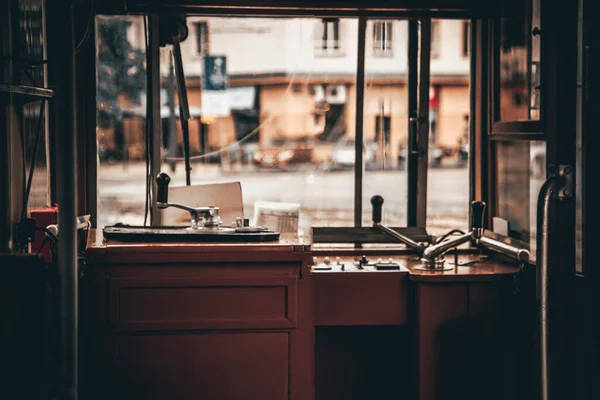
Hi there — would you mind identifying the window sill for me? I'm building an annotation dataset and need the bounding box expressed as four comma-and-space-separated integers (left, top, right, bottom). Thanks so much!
313, 50, 346, 58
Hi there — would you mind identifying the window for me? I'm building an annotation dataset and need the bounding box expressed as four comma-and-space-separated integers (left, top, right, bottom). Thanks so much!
194, 21, 209, 56
314, 18, 342, 56
95, 16, 472, 245
492, 141, 545, 255
489, 0, 545, 257
373, 21, 393, 56
95, 15, 148, 227
431, 20, 440, 58
496, 0, 541, 122
462, 21, 470, 58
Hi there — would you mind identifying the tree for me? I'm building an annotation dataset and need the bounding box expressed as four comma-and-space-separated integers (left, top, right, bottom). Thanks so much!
96, 17, 146, 161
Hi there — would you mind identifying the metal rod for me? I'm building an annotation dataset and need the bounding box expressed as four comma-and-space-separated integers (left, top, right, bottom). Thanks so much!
54, 0, 78, 397
147, 15, 162, 224
353, 16, 366, 228
536, 174, 564, 400
416, 18, 431, 227
406, 20, 419, 226
478, 235, 530, 262
173, 42, 192, 185
375, 223, 425, 253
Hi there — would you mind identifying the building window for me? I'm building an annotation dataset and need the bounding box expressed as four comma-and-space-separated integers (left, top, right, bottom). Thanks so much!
314, 18, 342, 56
194, 22, 209, 56
462, 21, 470, 58
373, 21, 393, 56
431, 20, 440, 59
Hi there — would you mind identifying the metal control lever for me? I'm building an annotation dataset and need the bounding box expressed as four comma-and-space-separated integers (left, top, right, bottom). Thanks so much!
371, 195, 428, 254
419, 201, 486, 270
156, 173, 222, 229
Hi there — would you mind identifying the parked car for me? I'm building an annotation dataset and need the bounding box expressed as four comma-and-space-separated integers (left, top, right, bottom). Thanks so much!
252, 137, 314, 168
397, 145, 444, 169
327, 136, 378, 170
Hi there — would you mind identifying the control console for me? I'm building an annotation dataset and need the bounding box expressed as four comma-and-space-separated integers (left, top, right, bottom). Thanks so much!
311, 256, 404, 272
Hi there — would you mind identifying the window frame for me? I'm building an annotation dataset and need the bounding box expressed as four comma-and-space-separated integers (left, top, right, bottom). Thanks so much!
90, 11, 477, 246
490, 0, 543, 135
314, 18, 344, 57
485, 2, 546, 258
194, 21, 209, 56
372, 20, 393, 57
462, 20, 470, 58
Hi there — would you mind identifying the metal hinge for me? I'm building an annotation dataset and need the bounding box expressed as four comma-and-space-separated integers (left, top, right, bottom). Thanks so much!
557, 165, 574, 200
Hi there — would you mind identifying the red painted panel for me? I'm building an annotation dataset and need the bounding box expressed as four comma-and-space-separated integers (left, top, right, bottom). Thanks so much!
106, 332, 289, 399
313, 273, 409, 326
108, 277, 298, 331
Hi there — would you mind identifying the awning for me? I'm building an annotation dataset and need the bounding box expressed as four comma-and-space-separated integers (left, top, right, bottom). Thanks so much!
227, 86, 255, 110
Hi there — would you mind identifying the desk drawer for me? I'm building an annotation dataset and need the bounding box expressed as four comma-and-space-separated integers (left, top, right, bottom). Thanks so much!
107, 277, 298, 332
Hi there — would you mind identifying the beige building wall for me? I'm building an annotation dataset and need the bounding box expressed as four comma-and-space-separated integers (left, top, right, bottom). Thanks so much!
259, 85, 314, 141
436, 85, 470, 147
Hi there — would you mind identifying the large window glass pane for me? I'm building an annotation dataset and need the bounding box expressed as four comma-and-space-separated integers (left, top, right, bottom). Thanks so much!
96, 15, 148, 228
362, 19, 408, 227
96, 16, 358, 237
427, 19, 471, 236
498, 0, 541, 121
494, 140, 545, 254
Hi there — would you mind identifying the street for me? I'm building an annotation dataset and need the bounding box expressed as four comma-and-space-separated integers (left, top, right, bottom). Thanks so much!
98, 161, 471, 238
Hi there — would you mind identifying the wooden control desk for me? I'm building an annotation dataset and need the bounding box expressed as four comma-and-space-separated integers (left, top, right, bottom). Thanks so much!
85, 230, 313, 400
85, 231, 520, 400
311, 254, 519, 400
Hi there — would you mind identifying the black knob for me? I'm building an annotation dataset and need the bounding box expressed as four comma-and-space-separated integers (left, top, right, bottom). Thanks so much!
371, 195, 384, 224
156, 173, 171, 204
471, 201, 486, 230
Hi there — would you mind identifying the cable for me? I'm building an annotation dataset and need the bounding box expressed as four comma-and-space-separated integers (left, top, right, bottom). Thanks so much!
37, 238, 50, 254
437, 228, 465, 243
35, 226, 59, 243
74, 0, 96, 55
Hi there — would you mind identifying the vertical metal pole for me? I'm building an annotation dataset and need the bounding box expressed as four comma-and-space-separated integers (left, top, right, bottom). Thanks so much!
54, 0, 78, 397
468, 19, 476, 227
407, 20, 419, 226
167, 50, 177, 170
416, 19, 431, 227
353, 17, 366, 228
536, 174, 563, 400
148, 15, 162, 224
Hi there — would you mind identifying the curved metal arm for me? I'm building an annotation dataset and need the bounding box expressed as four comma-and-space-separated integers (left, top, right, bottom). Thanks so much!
374, 223, 428, 254
157, 202, 221, 228
370, 195, 428, 253
536, 174, 565, 400
420, 201, 486, 268
422, 231, 474, 260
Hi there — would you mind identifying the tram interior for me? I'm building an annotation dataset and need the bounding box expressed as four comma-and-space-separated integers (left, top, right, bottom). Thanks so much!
0, 0, 595, 399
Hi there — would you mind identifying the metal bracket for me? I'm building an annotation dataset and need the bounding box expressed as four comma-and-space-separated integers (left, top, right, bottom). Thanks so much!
557, 165, 573, 200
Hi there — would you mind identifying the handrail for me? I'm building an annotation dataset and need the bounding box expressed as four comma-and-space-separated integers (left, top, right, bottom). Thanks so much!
536, 173, 565, 400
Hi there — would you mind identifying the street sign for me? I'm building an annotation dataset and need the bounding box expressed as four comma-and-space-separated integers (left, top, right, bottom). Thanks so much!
202, 55, 229, 117
203, 56, 228, 91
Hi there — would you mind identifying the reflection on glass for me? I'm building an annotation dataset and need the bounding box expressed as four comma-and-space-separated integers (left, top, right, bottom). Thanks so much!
494, 141, 545, 254
96, 16, 358, 237
362, 19, 408, 227
499, 0, 540, 121
96, 15, 148, 227
426, 20, 471, 236
18, 2, 48, 210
